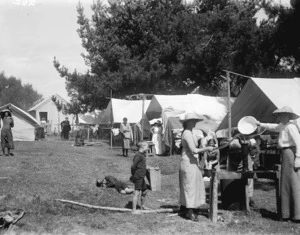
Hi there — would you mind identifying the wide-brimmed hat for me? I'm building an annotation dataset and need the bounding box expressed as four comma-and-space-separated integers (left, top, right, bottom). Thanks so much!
272, 106, 299, 120
0, 109, 12, 117
179, 113, 204, 123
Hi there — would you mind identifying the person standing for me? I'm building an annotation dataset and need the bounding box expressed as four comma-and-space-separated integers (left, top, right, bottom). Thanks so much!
257, 106, 300, 222
40, 118, 47, 137
150, 120, 164, 155
130, 141, 150, 212
203, 138, 220, 171
0, 109, 14, 156
179, 113, 214, 221
120, 117, 132, 157
60, 117, 71, 140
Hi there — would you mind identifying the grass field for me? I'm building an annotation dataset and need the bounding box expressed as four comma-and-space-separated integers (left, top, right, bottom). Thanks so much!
0, 139, 300, 235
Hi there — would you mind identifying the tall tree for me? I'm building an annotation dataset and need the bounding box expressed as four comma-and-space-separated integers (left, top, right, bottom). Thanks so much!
54, 0, 296, 110
0, 72, 43, 111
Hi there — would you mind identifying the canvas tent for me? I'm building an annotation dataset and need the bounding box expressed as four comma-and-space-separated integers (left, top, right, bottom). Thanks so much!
78, 110, 103, 125
146, 94, 235, 132
0, 103, 39, 141
101, 98, 151, 124
217, 77, 300, 135
100, 98, 152, 144
146, 94, 235, 150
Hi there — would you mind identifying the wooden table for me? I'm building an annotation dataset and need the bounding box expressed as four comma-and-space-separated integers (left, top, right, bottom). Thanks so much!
209, 167, 281, 222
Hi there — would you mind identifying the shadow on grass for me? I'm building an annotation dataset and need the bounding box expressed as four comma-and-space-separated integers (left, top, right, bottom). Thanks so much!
125, 201, 133, 209
116, 154, 125, 157
260, 208, 280, 221
160, 204, 179, 209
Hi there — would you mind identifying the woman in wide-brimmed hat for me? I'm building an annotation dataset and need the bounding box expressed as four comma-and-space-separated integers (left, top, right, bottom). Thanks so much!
178, 113, 214, 221
257, 106, 300, 222
150, 120, 164, 155
0, 108, 14, 156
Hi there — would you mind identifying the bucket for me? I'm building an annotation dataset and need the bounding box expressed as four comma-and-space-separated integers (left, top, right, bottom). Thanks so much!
237, 116, 257, 135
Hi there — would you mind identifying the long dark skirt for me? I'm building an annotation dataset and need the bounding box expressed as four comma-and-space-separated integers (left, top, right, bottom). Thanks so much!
1, 128, 14, 149
281, 147, 300, 220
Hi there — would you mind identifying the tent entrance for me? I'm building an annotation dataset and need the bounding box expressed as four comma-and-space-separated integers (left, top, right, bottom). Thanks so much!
39, 112, 48, 121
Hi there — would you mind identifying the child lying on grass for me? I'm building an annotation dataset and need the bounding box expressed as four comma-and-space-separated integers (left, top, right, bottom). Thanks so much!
96, 176, 134, 194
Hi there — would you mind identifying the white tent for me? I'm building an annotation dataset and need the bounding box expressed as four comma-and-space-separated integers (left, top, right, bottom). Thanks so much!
146, 94, 235, 133
101, 98, 151, 124
0, 103, 39, 141
78, 110, 103, 125
217, 77, 300, 134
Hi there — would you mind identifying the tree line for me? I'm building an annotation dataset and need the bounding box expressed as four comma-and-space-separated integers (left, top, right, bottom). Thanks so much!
54, 0, 300, 112
0, 72, 43, 111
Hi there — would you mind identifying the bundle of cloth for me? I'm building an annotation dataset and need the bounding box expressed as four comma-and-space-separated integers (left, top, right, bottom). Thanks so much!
0, 210, 25, 230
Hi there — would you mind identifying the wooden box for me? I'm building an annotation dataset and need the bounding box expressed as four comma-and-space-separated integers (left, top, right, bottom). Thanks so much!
147, 167, 161, 191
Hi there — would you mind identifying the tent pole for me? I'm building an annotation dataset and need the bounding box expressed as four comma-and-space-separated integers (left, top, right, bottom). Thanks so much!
141, 94, 145, 141
110, 125, 113, 149
226, 71, 231, 171
227, 71, 232, 139
110, 89, 113, 149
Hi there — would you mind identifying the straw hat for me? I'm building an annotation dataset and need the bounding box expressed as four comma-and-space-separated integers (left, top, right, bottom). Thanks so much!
0, 108, 12, 117
179, 113, 204, 123
272, 106, 299, 120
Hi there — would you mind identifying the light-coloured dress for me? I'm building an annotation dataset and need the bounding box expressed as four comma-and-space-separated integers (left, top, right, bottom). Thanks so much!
260, 121, 300, 220
179, 130, 205, 208
120, 123, 132, 150
151, 126, 164, 155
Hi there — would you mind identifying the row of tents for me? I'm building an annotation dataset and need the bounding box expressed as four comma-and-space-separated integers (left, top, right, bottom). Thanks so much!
1, 77, 299, 143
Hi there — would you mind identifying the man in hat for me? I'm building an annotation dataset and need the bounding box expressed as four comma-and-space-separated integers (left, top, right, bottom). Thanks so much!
60, 117, 71, 140
257, 106, 300, 222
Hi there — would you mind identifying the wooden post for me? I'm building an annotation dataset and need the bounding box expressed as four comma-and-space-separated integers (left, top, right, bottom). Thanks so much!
226, 71, 231, 170
226, 71, 231, 139
243, 178, 250, 212
209, 170, 218, 223
110, 89, 113, 149
110, 125, 113, 149
141, 94, 145, 141
87, 126, 90, 142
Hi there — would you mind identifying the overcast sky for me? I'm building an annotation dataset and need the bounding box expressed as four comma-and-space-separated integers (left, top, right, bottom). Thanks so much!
0, 0, 97, 101
0, 0, 291, 102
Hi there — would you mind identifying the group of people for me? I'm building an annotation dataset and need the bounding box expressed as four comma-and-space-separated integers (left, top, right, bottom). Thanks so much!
178, 106, 300, 223
128, 106, 300, 223
119, 117, 165, 157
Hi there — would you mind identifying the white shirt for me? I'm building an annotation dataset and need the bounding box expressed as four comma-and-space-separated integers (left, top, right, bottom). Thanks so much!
260, 121, 300, 157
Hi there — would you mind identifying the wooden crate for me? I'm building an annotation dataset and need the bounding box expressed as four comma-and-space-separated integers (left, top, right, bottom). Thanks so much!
147, 167, 161, 191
